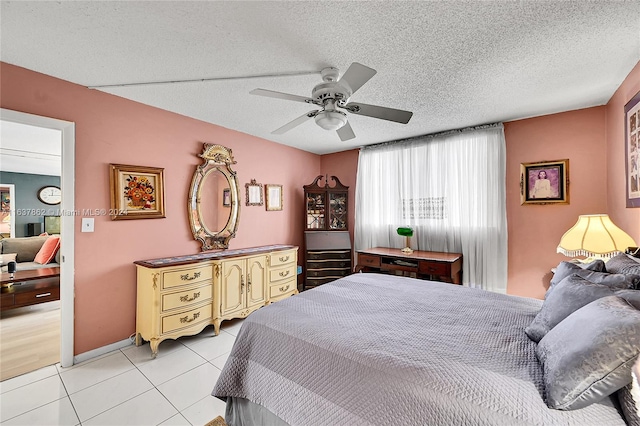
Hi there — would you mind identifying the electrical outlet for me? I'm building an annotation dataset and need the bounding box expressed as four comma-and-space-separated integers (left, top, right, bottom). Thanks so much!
81, 217, 94, 232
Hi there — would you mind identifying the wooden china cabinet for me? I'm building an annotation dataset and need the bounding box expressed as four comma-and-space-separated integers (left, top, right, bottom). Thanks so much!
303, 175, 352, 290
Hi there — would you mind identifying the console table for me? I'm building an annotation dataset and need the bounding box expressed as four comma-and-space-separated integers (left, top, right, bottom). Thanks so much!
1, 267, 61, 311
355, 248, 462, 284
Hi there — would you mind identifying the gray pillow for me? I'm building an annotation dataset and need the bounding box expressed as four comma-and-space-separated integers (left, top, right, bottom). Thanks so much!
617, 383, 640, 426
526, 274, 619, 343
1, 236, 48, 262
546, 260, 613, 299
606, 253, 640, 276
536, 295, 640, 410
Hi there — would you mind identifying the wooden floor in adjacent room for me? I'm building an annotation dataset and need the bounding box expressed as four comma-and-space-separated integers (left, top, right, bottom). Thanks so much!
0, 301, 60, 381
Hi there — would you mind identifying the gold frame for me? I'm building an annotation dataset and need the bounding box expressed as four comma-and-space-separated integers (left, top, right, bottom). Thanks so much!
245, 179, 263, 206
265, 184, 283, 211
520, 159, 569, 205
110, 164, 165, 220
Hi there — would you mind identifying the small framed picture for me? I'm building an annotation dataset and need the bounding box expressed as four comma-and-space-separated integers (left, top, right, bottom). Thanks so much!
110, 164, 165, 220
222, 188, 231, 207
520, 159, 569, 205
625, 90, 640, 207
245, 179, 263, 206
265, 184, 283, 211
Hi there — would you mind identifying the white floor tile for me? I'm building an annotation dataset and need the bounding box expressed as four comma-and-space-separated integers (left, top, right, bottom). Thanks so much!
121, 338, 186, 367
184, 331, 237, 361
69, 369, 153, 422
219, 318, 245, 336
158, 413, 191, 425
59, 351, 135, 395
137, 345, 207, 386
0, 364, 58, 394
157, 362, 221, 411
82, 388, 177, 426
0, 375, 67, 422
210, 352, 231, 371
180, 395, 227, 426
1, 396, 79, 426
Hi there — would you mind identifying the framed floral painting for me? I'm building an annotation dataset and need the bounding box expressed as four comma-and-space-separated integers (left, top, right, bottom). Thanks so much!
625, 90, 640, 208
110, 164, 165, 220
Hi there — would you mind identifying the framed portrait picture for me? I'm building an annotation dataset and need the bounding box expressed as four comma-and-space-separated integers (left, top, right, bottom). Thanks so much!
222, 188, 231, 207
625, 90, 640, 208
110, 164, 165, 220
265, 184, 283, 211
520, 159, 569, 205
245, 179, 263, 206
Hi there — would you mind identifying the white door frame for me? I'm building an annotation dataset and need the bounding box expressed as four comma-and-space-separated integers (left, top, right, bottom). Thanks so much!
1, 108, 75, 368
0, 184, 16, 238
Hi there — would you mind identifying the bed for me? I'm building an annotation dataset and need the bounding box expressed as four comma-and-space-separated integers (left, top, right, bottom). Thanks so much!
213, 263, 639, 425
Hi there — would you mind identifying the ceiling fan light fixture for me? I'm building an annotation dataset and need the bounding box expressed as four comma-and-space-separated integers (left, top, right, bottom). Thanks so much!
314, 110, 347, 131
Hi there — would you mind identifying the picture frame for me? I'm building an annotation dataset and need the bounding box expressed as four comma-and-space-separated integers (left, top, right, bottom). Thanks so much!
265, 184, 283, 211
245, 179, 263, 206
110, 164, 165, 220
222, 188, 231, 207
520, 159, 569, 205
624, 90, 640, 208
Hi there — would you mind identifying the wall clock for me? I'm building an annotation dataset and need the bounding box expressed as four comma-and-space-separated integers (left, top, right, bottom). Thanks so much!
37, 186, 61, 205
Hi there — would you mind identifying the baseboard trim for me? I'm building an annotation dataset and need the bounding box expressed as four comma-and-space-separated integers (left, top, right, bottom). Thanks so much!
73, 338, 133, 365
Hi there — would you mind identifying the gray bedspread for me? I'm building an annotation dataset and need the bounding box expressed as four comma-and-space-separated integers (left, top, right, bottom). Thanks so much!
212, 273, 625, 425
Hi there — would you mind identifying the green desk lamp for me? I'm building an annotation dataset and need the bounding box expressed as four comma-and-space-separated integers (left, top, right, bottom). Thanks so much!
397, 227, 414, 254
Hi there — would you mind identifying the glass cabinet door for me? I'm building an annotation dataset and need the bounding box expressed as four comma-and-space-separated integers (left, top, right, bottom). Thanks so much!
328, 192, 347, 230
306, 192, 325, 229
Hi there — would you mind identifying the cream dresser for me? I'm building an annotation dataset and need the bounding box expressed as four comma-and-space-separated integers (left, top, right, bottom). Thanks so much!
135, 245, 298, 357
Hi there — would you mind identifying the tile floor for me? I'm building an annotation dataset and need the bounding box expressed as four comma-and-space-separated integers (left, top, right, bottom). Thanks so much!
0, 319, 244, 425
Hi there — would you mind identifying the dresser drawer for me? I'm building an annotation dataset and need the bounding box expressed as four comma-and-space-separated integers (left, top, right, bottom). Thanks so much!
418, 261, 450, 276
307, 259, 351, 269
357, 254, 380, 268
306, 268, 350, 278
269, 278, 296, 299
270, 265, 296, 283
162, 303, 212, 334
269, 250, 296, 267
307, 250, 351, 260
162, 265, 212, 289
162, 283, 212, 312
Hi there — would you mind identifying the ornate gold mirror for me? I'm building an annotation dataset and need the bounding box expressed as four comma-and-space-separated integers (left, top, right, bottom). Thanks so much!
188, 144, 240, 251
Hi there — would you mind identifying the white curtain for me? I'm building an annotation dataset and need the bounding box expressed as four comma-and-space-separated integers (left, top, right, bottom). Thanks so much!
355, 124, 507, 293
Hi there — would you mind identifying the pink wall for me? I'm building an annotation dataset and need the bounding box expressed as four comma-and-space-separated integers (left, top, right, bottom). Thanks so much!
505, 108, 608, 298
606, 61, 640, 241
1, 62, 321, 354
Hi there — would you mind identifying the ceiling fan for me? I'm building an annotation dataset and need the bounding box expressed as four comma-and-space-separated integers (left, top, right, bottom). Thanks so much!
250, 62, 413, 141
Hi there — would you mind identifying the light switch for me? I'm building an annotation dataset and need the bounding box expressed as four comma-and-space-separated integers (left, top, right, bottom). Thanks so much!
82, 217, 94, 232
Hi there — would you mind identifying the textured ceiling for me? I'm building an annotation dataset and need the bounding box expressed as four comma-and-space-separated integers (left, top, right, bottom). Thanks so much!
1, 1, 639, 155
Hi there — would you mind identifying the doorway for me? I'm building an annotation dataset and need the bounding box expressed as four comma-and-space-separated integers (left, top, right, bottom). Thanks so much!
1, 108, 75, 374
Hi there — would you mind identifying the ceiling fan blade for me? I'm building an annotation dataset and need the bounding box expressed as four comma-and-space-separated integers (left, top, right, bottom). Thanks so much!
338, 63, 377, 95
336, 121, 356, 141
250, 88, 313, 104
345, 102, 413, 124
272, 110, 318, 135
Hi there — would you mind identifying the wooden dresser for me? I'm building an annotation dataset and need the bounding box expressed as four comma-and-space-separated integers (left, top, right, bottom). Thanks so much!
304, 231, 352, 290
135, 245, 297, 357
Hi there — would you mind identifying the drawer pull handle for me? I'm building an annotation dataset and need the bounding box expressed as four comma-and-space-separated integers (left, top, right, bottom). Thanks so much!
179, 292, 201, 302
180, 312, 201, 323
279, 284, 290, 292
36, 293, 52, 298
279, 255, 290, 262
180, 272, 201, 281
279, 270, 290, 277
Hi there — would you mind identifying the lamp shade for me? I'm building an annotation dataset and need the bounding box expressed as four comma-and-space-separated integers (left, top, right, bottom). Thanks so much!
557, 214, 637, 258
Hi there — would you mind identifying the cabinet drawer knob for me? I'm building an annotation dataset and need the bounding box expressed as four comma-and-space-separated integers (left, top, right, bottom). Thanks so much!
279, 284, 290, 292
279, 270, 290, 277
179, 292, 201, 303
180, 272, 201, 281
279, 255, 290, 262
180, 312, 201, 323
